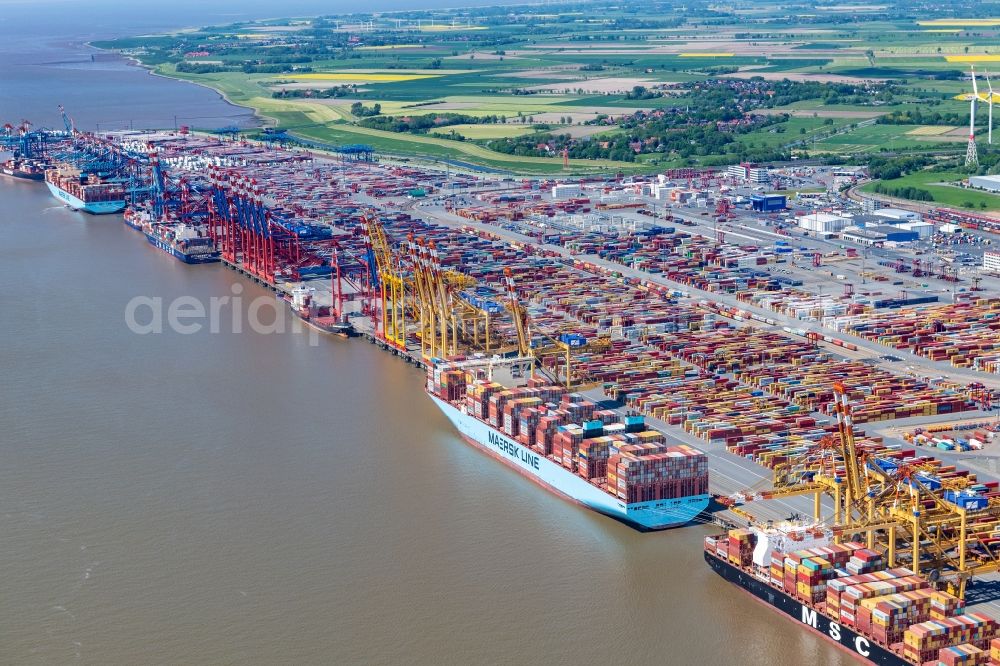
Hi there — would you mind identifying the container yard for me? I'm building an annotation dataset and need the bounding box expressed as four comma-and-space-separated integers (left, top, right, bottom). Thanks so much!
31, 128, 1000, 664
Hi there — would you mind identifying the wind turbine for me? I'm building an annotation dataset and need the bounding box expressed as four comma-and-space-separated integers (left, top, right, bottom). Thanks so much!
987, 71, 994, 145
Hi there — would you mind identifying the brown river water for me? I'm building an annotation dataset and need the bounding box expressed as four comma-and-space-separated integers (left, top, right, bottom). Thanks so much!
0, 172, 854, 665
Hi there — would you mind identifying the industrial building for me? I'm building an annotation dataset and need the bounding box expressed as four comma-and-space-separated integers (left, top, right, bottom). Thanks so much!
986, 251, 1000, 273
841, 224, 919, 245
850, 214, 885, 227
968, 174, 1000, 193
873, 207, 922, 223
552, 183, 583, 198
841, 227, 885, 246
750, 194, 786, 212
797, 212, 851, 234
872, 224, 920, 243
894, 221, 935, 238
727, 162, 769, 184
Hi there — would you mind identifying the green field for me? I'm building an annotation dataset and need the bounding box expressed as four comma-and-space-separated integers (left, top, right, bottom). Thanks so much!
427, 124, 541, 139
861, 170, 1000, 211
91, 2, 999, 174
157, 66, 645, 174
811, 124, 964, 153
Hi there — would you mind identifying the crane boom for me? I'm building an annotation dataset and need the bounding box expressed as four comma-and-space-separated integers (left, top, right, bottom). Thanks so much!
503, 268, 532, 359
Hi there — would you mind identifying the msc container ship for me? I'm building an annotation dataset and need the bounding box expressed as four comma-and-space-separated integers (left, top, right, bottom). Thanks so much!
427, 359, 710, 530
705, 522, 1000, 665
45, 166, 127, 214
125, 205, 220, 264
143, 222, 219, 264
2, 157, 47, 181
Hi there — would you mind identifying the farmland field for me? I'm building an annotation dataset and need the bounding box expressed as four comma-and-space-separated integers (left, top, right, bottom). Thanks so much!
93, 1, 1000, 178
427, 124, 540, 139
860, 171, 1000, 211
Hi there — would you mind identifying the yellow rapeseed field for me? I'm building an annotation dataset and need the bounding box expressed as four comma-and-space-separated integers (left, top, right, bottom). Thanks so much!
283, 73, 441, 82
907, 126, 957, 136
357, 44, 424, 50
918, 19, 1000, 27
945, 55, 1000, 63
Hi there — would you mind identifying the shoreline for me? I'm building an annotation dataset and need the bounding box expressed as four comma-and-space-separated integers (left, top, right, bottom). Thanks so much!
83, 41, 264, 130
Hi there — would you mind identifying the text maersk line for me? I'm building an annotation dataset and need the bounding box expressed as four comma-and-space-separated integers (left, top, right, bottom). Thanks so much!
487, 431, 541, 470
801, 605, 873, 658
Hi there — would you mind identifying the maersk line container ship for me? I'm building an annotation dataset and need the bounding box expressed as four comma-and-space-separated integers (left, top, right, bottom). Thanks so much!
45, 167, 126, 214
427, 359, 710, 530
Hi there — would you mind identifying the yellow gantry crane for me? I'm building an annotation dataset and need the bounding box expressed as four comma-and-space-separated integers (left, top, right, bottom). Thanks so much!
406, 235, 498, 360
732, 381, 1000, 599
406, 235, 437, 359
363, 214, 407, 350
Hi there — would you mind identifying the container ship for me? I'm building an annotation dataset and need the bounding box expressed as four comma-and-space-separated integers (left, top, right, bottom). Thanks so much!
705, 522, 1000, 665
287, 286, 355, 338
122, 205, 147, 231
143, 222, 219, 264
45, 166, 127, 214
2, 157, 47, 181
427, 359, 710, 530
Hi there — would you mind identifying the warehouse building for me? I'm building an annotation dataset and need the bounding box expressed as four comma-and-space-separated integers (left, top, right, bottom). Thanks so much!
851, 214, 886, 227
842, 225, 919, 245
842, 227, 887, 246
552, 183, 582, 198
750, 194, 786, 212
873, 224, 920, 243
969, 175, 1000, 193
873, 207, 922, 223
798, 212, 852, 233
894, 221, 935, 239
986, 251, 1000, 273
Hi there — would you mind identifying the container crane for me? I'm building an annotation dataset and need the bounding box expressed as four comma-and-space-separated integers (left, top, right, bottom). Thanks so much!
427, 241, 458, 358
529, 324, 612, 389
407, 236, 439, 359
504, 267, 532, 360
734, 381, 1000, 599
58, 105, 75, 136
362, 213, 407, 351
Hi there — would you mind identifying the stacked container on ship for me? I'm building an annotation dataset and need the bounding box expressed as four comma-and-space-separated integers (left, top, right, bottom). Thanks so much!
704, 521, 1000, 665
427, 359, 709, 530
142, 222, 219, 264
45, 166, 127, 214
2, 157, 47, 181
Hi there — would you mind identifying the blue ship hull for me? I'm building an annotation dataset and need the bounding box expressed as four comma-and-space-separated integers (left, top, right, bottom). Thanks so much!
46, 181, 126, 215
144, 232, 220, 264
430, 395, 709, 530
